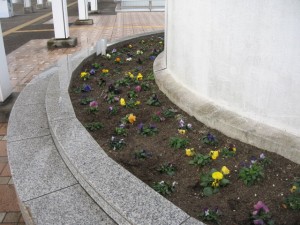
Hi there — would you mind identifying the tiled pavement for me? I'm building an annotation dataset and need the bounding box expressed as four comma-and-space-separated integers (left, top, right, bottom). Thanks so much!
1, 7, 164, 224
0, 123, 24, 225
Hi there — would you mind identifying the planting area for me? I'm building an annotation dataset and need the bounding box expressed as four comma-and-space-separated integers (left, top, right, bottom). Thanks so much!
69, 34, 300, 225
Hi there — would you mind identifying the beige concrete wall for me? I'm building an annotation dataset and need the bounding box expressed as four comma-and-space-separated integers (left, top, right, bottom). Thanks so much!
166, 0, 300, 136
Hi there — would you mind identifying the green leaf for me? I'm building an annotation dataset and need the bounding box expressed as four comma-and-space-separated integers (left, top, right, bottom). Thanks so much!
203, 187, 213, 196
221, 178, 230, 186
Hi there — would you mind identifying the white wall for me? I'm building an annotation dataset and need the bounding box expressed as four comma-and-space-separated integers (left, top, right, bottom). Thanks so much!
166, 0, 300, 136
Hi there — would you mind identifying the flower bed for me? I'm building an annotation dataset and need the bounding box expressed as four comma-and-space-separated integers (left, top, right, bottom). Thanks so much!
69, 33, 300, 225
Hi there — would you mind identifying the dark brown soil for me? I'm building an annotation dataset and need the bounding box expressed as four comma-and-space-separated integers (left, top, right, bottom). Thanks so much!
69, 34, 300, 225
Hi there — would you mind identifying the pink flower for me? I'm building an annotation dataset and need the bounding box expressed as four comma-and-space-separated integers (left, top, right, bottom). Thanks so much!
135, 85, 142, 92
254, 201, 270, 213
89, 101, 98, 107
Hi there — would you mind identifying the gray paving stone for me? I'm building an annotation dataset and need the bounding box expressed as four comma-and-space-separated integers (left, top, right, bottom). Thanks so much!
0, 212, 5, 223
181, 217, 205, 225
24, 184, 116, 225
7, 135, 77, 201
50, 118, 107, 168
46, 74, 75, 122
14, 67, 59, 106
7, 104, 50, 142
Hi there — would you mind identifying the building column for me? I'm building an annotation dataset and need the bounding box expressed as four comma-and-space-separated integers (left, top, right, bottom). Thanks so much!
0, 0, 14, 18
24, 0, 34, 13
75, 0, 93, 25
47, 0, 77, 48
0, 22, 12, 102
90, 0, 98, 12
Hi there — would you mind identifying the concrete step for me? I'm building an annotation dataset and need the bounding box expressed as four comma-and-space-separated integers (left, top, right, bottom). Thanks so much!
7, 66, 116, 225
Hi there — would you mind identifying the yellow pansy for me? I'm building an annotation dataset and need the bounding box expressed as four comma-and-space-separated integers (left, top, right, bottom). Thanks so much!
185, 148, 195, 157
290, 185, 297, 193
135, 101, 141, 105
127, 72, 134, 79
210, 150, 219, 160
102, 69, 109, 73
221, 166, 230, 175
212, 171, 223, 180
136, 73, 143, 80
178, 129, 186, 135
212, 180, 219, 187
128, 114, 136, 124
120, 98, 126, 106
232, 147, 237, 152
80, 72, 89, 79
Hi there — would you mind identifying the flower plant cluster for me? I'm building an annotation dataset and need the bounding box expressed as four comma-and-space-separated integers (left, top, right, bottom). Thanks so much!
70, 34, 300, 225
250, 201, 275, 225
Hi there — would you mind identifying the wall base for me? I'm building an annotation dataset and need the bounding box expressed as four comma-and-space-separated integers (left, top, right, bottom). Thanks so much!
154, 52, 300, 164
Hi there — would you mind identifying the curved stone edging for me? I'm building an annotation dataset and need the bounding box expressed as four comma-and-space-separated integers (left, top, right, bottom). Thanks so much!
46, 31, 204, 225
153, 53, 300, 164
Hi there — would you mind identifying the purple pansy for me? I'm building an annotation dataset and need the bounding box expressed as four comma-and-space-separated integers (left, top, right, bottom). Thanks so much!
149, 56, 156, 61
83, 84, 92, 92
253, 219, 265, 225
90, 69, 96, 75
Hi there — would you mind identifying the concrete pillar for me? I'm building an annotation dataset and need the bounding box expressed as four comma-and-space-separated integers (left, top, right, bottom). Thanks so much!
47, 0, 77, 48
36, 0, 47, 9
75, 0, 93, 25
0, 0, 14, 18
78, 0, 88, 20
90, 0, 98, 12
24, 0, 34, 13
0, 23, 12, 102
52, 0, 69, 39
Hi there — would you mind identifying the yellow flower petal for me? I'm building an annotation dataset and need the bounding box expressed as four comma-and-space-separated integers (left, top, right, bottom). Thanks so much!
185, 148, 195, 157
212, 180, 219, 187
210, 150, 219, 160
80, 72, 88, 78
290, 185, 297, 193
212, 171, 223, 180
178, 129, 186, 135
221, 166, 230, 175
120, 98, 126, 106
128, 113, 136, 124
137, 73, 143, 80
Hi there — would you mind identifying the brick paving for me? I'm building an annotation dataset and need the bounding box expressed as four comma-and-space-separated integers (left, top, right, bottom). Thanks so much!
1, 2, 164, 223
0, 124, 24, 224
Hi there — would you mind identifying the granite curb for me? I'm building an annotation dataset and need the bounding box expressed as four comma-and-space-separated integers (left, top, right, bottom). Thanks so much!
7, 65, 116, 225
153, 53, 300, 165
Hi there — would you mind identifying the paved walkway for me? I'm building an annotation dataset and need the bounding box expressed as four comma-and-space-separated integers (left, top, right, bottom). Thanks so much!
0, 3, 164, 224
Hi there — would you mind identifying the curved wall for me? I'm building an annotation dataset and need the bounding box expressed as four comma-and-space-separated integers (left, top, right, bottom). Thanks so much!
166, 0, 300, 136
